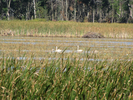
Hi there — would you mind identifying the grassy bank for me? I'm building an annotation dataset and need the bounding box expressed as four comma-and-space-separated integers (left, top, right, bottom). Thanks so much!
0, 54, 133, 99
0, 20, 133, 38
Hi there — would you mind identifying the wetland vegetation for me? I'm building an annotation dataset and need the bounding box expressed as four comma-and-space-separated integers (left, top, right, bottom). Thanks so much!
0, 51, 133, 99
0, 21, 133, 99
0, 20, 133, 38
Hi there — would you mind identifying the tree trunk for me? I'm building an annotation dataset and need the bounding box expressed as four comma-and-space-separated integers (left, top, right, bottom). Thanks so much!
61, 0, 64, 21
82, 3, 85, 22
87, 5, 89, 22
129, 4, 133, 18
79, 3, 82, 22
51, 0, 54, 21
0, 0, 2, 20
93, 8, 95, 23
66, 0, 68, 21
6, 0, 12, 20
26, 2, 30, 20
55, 0, 57, 21
77, 3, 80, 22
74, 0, 76, 21
33, 0, 36, 19
119, 1, 122, 17
112, 4, 114, 23
99, 4, 102, 23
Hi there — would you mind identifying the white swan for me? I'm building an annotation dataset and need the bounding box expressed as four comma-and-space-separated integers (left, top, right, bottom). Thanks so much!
77, 45, 83, 53
54, 46, 62, 53
93, 50, 98, 53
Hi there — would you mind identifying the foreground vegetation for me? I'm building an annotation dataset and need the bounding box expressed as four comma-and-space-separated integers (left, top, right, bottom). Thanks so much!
0, 54, 133, 99
0, 20, 133, 38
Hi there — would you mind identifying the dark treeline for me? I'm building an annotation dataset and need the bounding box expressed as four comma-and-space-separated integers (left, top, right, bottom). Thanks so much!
0, 0, 133, 23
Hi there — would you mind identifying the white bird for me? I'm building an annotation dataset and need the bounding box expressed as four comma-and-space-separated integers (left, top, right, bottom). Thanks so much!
54, 46, 62, 53
77, 45, 83, 53
93, 50, 98, 53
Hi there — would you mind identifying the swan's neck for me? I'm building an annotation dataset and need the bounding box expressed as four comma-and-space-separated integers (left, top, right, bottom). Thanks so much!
77, 46, 79, 50
56, 46, 58, 50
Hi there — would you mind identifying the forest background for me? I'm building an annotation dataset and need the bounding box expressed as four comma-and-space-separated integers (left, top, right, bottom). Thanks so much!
0, 0, 133, 23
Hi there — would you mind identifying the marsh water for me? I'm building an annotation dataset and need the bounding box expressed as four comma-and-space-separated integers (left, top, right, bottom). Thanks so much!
0, 36, 133, 60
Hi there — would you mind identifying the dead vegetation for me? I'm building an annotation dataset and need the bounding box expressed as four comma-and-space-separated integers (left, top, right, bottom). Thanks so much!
1, 30, 14, 36
82, 32, 104, 38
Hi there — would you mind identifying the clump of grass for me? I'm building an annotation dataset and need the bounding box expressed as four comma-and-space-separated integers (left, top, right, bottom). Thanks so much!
0, 54, 133, 99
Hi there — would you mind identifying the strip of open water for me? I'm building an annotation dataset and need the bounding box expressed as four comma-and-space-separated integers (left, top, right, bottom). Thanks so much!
1, 38, 133, 45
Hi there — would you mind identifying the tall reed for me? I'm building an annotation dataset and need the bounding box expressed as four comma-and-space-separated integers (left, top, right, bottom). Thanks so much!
0, 54, 133, 99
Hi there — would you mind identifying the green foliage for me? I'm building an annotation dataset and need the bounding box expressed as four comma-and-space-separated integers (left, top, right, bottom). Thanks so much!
128, 18, 133, 23
101, 0, 109, 9
118, 17, 127, 23
0, 0, 132, 23
36, 7, 48, 19
2, 8, 8, 12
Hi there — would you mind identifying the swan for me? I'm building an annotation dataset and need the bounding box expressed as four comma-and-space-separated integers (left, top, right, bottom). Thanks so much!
53, 46, 62, 53
77, 45, 83, 53
94, 50, 98, 53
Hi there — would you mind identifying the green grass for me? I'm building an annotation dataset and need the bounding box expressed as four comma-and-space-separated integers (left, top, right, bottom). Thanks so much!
0, 54, 133, 99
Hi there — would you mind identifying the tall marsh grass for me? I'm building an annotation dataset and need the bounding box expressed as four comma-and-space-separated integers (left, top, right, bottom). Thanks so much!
0, 20, 133, 38
0, 54, 133, 99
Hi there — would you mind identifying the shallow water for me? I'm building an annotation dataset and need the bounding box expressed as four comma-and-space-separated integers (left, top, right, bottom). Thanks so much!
1, 37, 133, 46
0, 36, 133, 60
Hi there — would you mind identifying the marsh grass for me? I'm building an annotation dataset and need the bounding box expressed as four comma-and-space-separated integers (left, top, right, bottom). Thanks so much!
0, 20, 133, 38
0, 53, 133, 99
